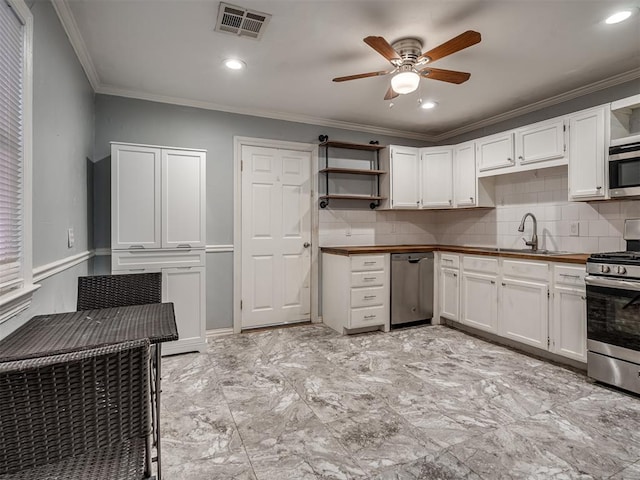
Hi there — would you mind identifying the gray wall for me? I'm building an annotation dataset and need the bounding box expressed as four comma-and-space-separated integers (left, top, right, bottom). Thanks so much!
444, 78, 640, 145
1, 1, 94, 337
93, 95, 428, 330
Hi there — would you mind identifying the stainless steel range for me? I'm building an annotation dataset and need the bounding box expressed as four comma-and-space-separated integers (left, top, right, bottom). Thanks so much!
586, 218, 640, 394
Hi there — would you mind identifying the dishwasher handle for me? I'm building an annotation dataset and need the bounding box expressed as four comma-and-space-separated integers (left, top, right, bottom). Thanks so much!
408, 258, 420, 264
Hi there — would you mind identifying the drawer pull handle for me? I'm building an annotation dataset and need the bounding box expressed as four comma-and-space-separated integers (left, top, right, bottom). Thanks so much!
363, 261, 377, 266
560, 274, 581, 279
129, 245, 145, 249
363, 277, 377, 281
363, 295, 376, 300
443, 258, 453, 263
363, 314, 377, 319
177, 244, 192, 248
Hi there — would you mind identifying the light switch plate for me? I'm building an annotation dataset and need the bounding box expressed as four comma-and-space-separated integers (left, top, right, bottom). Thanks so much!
67, 227, 74, 248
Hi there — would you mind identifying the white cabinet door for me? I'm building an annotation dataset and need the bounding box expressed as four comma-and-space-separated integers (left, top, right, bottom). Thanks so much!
162, 266, 206, 355
111, 144, 161, 249
461, 272, 498, 333
440, 267, 459, 320
500, 278, 548, 349
421, 147, 453, 208
568, 106, 606, 200
551, 286, 587, 362
162, 149, 206, 248
477, 132, 515, 172
454, 142, 476, 207
390, 146, 420, 208
516, 118, 565, 165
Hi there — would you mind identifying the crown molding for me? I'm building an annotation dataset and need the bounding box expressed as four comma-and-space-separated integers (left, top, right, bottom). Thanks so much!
432, 67, 640, 142
96, 84, 435, 142
50, 0, 100, 91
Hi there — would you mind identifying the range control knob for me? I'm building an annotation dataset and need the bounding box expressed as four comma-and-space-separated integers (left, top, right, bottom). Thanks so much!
617, 266, 627, 275
600, 265, 611, 274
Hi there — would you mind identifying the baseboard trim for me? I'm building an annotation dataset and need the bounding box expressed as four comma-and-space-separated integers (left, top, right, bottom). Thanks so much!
33, 250, 94, 283
206, 327, 234, 338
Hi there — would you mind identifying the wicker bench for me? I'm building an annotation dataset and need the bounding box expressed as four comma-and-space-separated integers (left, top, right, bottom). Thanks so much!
77, 273, 162, 311
0, 340, 151, 480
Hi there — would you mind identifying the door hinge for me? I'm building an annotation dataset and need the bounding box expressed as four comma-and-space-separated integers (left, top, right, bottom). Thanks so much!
240, 300, 243, 310
563, 124, 566, 132
547, 288, 550, 298
241, 160, 243, 172
547, 336, 550, 348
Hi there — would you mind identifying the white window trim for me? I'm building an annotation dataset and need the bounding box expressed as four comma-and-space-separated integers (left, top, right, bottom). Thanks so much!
0, 0, 39, 325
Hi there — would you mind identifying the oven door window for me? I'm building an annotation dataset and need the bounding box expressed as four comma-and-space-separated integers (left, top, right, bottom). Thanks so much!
587, 283, 640, 351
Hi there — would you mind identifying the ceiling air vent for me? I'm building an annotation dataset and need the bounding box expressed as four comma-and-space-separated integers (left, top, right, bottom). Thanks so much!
215, 2, 271, 40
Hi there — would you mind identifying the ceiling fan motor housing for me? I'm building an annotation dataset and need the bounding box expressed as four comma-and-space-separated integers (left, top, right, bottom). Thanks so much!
391, 38, 424, 66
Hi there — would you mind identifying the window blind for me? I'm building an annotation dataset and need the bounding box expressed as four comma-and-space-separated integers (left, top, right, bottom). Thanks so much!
0, 2, 24, 293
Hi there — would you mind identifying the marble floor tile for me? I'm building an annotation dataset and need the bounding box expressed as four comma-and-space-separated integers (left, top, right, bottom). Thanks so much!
159, 323, 640, 479
372, 451, 483, 480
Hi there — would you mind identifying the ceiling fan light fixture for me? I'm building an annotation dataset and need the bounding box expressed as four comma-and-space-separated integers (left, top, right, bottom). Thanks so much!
605, 10, 633, 24
391, 71, 420, 95
223, 58, 246, 70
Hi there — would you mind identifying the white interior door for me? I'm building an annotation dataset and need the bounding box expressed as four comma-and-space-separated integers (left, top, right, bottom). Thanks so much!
241, 145, 312, 329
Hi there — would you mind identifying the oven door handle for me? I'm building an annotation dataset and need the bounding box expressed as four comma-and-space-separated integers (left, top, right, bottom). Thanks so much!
585, 275, 640, 291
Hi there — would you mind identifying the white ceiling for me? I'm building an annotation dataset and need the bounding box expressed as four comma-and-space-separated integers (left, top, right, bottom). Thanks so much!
58, 0, 640, 140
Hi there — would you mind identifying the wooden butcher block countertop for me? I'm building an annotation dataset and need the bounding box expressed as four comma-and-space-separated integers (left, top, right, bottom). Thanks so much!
320, 245, 590, 264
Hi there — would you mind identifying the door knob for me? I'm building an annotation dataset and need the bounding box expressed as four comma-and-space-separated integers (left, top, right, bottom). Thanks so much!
303, 242, 311, 248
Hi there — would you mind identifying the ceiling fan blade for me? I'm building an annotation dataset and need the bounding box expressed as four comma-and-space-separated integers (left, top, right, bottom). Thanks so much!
420, 67, 471, 84
333, 70, 390, 82
364, 36, 402, 63
384, 86, 399, 100
418, 30, 481, 63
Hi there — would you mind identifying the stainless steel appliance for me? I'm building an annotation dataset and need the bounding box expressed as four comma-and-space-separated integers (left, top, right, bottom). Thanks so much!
391, 252, 433, 327
609, 142, 640, 198
586, 218, 640, 394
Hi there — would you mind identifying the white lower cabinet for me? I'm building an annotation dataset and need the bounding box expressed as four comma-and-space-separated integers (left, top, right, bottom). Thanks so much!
438, 254, 460, 320
161, 266, 206, 356
499, 277, 548, 349
550, 265, 587, 362
461, 271, 498, 333
322, 253, 390, 334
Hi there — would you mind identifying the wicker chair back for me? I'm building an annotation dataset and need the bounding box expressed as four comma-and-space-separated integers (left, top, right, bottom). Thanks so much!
77, 273, 161, 311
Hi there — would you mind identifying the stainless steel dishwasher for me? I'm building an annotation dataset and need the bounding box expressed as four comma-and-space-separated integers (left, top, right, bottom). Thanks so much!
391, 252, 434, 327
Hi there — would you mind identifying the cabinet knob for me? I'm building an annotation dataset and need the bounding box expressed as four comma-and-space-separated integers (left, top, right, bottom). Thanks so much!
449, 199, 452, 205
518, 156, 523, 160
596, 186, 602, 190
303, 242, 311, 248
470, 196, 474, 202
501, 282, 506, 286
453, 273, 458, 277
581, 296, 586, 301
507, 157, 513, 162
490, 280, 496, 284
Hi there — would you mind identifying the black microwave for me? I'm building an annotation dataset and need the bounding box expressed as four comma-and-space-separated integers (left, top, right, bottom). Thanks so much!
609, 142, 640, 198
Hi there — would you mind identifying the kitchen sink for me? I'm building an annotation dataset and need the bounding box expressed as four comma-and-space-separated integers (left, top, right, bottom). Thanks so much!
481, 248, 573, 255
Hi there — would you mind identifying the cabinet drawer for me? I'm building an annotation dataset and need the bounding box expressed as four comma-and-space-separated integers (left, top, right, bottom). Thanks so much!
554, 265, 586, 287
440, 253, 460, 269
463, 255, 498, 274
351, 255, 385, 272
112, 249, 205, 271
351, 271, 385, 288
350, 306, 385, 329
351, 287, 385, 308
502, 259, 548, 281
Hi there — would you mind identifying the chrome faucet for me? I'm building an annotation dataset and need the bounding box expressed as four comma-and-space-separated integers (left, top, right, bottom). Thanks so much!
518, 212, 538, 251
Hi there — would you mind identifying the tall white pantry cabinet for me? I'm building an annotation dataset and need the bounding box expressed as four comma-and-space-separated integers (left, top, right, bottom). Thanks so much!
111, 142, 207, 355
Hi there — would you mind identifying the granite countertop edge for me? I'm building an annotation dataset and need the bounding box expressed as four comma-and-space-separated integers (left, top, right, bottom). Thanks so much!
319, 244, 590, 264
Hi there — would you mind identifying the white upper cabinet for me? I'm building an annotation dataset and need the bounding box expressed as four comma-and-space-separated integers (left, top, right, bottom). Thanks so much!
111, 144, 162, 249
112, 143, 206, 249
421, 147, 454, 208
568, 106, 607, 200
454, 142, 477, 207
477, 132, 515, 172
515, 117, 566, 165
162, 149, 206, 248
387, 145, 420, 208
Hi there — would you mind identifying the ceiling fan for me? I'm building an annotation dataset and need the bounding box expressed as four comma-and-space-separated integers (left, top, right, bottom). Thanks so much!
333, 30, 481, 100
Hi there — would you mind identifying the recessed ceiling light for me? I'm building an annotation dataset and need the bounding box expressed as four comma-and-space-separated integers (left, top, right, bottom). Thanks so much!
605, 10, 633, 24
224, 58, 245, 70
421, 101, 438, 110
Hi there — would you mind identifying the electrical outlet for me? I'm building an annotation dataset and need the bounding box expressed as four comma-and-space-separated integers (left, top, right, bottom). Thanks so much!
67, 227, 74, 248
570, 222, 580, 236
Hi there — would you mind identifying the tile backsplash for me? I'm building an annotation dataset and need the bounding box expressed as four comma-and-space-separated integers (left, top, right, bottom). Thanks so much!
319, 166, 640, 253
